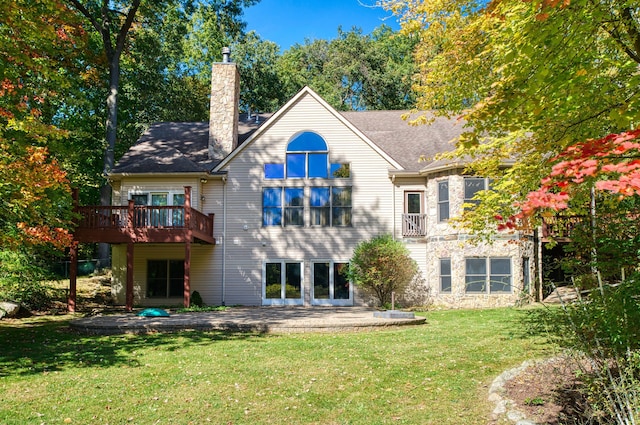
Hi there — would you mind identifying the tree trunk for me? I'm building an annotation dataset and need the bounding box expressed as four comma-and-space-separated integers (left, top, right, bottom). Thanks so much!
97, 52, 121, 266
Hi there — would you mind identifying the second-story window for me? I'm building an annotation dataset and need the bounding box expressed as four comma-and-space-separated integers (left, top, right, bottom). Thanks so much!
263, 132, 352, 227
264, 131, 350, 180
464, 177, 490, 208
438, 180, 449, 222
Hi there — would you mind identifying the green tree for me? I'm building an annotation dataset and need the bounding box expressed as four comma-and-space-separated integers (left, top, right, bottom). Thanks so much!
348, 234, 419, 307
277, 25, 416, 111
232, 31, 287, 114
382, 0, 640, 233
64, 0, 259, 260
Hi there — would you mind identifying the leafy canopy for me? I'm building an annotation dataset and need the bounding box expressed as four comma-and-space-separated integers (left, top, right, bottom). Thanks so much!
381, 0, 640, 233
0, 0, 86, 249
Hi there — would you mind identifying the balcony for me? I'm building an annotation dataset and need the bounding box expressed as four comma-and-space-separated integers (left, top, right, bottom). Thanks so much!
541, 214, 584, 242
68, 186, 214, 313
74, 204, 215, 244
402, 213, 427, 237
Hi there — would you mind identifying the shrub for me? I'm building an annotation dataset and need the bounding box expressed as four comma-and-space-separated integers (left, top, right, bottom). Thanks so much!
0, 249, 53, 310
534, 274, 640, 424
191, 290, 204, 307
347, 234, 419, 308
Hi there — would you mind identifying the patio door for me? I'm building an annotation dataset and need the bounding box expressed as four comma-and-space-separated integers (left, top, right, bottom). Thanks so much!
262, 261, 303, 305
312, 261, 352, 306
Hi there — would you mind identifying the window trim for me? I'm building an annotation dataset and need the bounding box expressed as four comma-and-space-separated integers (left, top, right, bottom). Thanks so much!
262, 187, 305, 227
404, 191, 424, 214
439, 258, 452, 293
464, 257, 512, 294
463, 177, 491, 208
311, 260, 353, 306
262, 260, 304, 306
437, 180, 449, 222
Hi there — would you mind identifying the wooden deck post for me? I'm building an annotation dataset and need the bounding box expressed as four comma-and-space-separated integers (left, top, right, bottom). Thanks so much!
125, 200, 135, 312
68, 241, 78, 312
126, 242, 134, 312
183, 186, 192, 308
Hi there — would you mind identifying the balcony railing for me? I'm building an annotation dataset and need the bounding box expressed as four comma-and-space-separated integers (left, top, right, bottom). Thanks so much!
542, 215, 585, 241
402, 213, 427, 237
74, 203, 214, 244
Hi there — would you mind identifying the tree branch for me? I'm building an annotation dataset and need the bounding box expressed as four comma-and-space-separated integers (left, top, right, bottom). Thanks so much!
65, 0, 102, 35
114, 0, 141, 59
621, 7, 640, 64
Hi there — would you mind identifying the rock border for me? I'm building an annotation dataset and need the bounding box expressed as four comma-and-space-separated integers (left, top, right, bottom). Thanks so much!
488, 358, 555, 425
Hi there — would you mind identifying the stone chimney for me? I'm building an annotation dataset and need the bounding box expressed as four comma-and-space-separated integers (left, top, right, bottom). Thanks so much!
208, 47, 240, 159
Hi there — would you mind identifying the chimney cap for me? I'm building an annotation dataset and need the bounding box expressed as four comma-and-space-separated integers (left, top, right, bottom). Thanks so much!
222, 47, 231, 63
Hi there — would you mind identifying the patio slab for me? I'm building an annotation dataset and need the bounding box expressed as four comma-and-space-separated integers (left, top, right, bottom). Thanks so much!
69, 307, 426, 335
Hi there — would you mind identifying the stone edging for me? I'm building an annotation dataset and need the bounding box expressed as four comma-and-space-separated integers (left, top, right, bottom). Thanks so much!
488, 358, 555, 425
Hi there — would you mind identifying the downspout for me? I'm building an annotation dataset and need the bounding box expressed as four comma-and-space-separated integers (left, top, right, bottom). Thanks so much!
391, 174, 396, 240
222, 175, 227, 306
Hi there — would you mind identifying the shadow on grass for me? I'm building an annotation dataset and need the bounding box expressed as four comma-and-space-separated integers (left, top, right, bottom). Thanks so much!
0, 316, 266, 378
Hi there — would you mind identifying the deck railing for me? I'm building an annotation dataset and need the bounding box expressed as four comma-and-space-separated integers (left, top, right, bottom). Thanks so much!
542, 215, 584, 240
402, 213, 427, 237
75, 204, 214, 243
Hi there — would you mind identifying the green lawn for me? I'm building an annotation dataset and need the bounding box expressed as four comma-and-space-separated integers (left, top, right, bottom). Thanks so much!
0, 308, 551, 425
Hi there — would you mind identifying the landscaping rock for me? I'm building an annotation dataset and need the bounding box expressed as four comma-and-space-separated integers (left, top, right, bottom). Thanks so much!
0, 301, 31, 319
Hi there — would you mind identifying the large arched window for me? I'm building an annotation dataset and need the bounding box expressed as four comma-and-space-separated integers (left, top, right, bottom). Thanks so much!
286, 132, 328, 178
264, 131, 350, 180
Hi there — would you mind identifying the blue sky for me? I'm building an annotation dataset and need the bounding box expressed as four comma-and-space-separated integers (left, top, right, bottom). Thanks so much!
243, 0, 401, 51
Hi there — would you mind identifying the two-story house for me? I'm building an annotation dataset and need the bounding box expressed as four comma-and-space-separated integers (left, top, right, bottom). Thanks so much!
72, 51, 535, 311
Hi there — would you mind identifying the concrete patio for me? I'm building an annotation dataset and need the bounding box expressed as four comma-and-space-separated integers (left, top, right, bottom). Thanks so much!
69, 307, 427, 335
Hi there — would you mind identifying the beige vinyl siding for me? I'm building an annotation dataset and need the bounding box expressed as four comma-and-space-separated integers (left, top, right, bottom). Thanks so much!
219, 92, 397, 306
114, 177, 204, 211
110, 176, 224, 306
110, 244, 221, 307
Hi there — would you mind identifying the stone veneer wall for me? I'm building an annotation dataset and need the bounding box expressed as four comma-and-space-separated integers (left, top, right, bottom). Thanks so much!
208, 62, 240, 159
401, 172, 536, 308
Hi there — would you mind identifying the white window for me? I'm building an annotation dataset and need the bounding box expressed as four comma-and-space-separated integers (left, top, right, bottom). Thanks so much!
465, 257, 512, 294
463, 177, 491, 208
438, 180, 449, 222
311, 261, 352, 306
262, 260, 304, 305
440, 258, 452, 293
129, 191, 186, 227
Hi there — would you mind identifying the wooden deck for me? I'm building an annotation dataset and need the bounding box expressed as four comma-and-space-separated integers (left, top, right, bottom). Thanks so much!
73, 204, 215, 244
69, 186, 214, 313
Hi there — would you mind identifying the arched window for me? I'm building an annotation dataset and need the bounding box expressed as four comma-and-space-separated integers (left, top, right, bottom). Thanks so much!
264, 131, 350, 179
286, 132, 329, 178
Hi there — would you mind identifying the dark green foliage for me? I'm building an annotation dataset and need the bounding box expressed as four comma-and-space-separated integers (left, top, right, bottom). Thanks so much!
277, 25, 417, 111
0, 250, 54, 311
191, 290, 204, 307
543, 277, 640, 358
348, 234, 419, 307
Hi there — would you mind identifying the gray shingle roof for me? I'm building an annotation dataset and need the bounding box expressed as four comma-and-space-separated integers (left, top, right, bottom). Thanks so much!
112, 110, 466, 174
111, 114, 272, 174
340, 111, 467, 172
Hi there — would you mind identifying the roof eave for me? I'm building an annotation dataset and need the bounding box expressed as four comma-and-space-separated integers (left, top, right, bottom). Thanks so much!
108, 171, 222, 181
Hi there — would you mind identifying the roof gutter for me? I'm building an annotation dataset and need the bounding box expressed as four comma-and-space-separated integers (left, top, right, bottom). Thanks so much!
417, 159, 516, 176
108, 171, 226, 182
387, 169, 421, 178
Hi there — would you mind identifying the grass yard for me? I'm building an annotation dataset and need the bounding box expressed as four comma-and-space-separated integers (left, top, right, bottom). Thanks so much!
0, 308, 551, 425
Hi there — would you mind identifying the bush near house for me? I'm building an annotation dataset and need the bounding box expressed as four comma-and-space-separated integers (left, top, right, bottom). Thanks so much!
348, 234, 418, 307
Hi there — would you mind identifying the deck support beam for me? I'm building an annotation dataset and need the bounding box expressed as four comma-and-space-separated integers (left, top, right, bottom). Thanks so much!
183, 186, 192, 308
126, 242, 134, 312
68, 242, 78, 312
